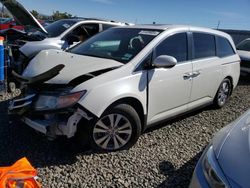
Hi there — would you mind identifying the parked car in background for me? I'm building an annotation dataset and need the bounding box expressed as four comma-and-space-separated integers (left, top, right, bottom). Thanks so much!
190, 109, 250, 188
0, 0, 131, 71
236, 38, 250, 75
0, 17, 24, 31
9, 25, 240, 152
41, 20, 54, 27
19, 18, 129, 58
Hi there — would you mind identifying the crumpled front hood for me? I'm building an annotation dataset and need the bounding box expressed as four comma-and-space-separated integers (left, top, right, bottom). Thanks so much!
23, 50, 123, 84
237, 50, 250, 61
213, 109, 250, 188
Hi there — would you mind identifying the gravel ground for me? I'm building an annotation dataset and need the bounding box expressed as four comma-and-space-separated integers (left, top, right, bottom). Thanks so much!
0, 77, 249, 188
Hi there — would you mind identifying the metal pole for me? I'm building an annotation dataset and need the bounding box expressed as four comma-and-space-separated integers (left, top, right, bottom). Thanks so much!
217, 21, 221, 29
0, 36, 5, 94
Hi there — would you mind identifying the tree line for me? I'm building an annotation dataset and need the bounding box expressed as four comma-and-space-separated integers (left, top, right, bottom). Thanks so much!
2, 9, 74, 21
30, 10, 73, 20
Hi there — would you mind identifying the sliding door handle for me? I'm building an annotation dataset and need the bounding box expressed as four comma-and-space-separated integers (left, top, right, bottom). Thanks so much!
192, 71, 201, 78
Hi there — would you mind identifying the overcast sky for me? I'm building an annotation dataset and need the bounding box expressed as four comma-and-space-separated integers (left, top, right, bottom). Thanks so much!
14, 0, 250, 30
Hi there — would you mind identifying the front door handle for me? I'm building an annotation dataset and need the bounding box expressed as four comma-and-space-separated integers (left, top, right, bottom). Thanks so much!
183, 73, 192, 80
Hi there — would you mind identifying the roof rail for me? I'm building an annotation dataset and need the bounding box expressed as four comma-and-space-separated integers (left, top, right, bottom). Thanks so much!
67, 17, 133, 25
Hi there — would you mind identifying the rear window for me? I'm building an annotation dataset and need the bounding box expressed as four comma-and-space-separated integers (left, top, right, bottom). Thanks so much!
193, 33, 216, 59
216, 36, 235, 57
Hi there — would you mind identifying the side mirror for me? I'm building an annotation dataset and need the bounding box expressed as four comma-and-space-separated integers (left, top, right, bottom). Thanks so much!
153, 55, 177, 68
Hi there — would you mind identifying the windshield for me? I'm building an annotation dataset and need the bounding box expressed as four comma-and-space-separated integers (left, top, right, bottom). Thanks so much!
70, 28, 161, 64
237, 39, 250, 51
45, 19, 78, 38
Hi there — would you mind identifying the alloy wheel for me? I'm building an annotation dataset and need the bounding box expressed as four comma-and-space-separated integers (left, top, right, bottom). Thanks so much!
217, 81, 230, 106
93, 114, 133, 150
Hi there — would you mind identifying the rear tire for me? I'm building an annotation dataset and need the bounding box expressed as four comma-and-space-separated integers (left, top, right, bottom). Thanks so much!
213, 78, 232, 108
77, 104, 141, 152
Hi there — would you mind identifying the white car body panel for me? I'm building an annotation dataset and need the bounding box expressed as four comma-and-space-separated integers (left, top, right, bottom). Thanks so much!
23, 50, 123, 84
189, 57, 221, 108
220, 55, 241, 89
20, 38, 63, 58
147, 62, 193, 125
74, 67, 148, 118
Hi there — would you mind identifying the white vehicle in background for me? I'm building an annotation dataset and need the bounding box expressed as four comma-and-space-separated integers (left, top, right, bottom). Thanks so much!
9, 25, 240, 152
19, 19, 129, 58
236, 38, 250, 75
0, 0, 130, 61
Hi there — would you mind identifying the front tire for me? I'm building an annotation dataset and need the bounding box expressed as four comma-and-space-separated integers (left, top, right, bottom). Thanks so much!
78, 104, 141, 152
213, 78, 232, 108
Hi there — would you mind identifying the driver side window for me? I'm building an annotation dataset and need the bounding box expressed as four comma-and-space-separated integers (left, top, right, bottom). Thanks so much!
155, 33, 188, 63
65, 24, 100, 41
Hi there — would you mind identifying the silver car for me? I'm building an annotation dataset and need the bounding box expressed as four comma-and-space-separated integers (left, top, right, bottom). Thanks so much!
190, 109, 250, 188
0, 0, 129, 59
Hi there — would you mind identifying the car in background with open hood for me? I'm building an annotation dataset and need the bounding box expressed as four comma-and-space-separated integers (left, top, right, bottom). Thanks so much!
0, 0, 131, 71
0, 17, 25, 31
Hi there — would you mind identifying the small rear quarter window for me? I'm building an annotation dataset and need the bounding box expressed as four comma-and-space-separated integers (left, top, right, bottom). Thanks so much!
102, 24, 114, 30
216, 36, 235, 58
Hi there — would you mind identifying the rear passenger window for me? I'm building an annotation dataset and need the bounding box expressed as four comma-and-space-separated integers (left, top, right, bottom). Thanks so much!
217, 36, 235, 57
155, 33, 188, 63
102, 24, 114, 30
193, 33, 216, 59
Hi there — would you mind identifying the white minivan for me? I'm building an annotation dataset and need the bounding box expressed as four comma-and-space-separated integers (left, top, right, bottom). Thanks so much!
9, 25, 240, 151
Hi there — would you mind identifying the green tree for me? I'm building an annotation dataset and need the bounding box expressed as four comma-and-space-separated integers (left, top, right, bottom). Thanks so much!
30, 10, 39, 18
52, 11, 72, 20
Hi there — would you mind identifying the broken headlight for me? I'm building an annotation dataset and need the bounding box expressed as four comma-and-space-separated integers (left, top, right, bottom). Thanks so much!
34, 90, 87, 111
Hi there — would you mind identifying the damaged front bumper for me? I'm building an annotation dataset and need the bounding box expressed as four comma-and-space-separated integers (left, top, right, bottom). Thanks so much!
22, 108, 90, 139
8, 94, 93, 139
8, 64, 93, 139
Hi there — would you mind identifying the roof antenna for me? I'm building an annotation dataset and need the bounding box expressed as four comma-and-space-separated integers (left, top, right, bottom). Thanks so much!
153, 21, 156, 25
217, 21, 220, 29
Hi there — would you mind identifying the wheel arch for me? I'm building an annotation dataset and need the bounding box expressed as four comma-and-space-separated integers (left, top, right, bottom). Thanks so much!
103, 97, 146, 132
224, 75, 233, 95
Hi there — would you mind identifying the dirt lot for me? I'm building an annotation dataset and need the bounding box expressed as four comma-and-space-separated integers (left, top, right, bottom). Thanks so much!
0, 77, 249, 188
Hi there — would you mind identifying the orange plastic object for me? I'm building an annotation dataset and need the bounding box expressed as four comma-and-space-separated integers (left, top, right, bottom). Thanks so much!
0, 158, 41, 188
